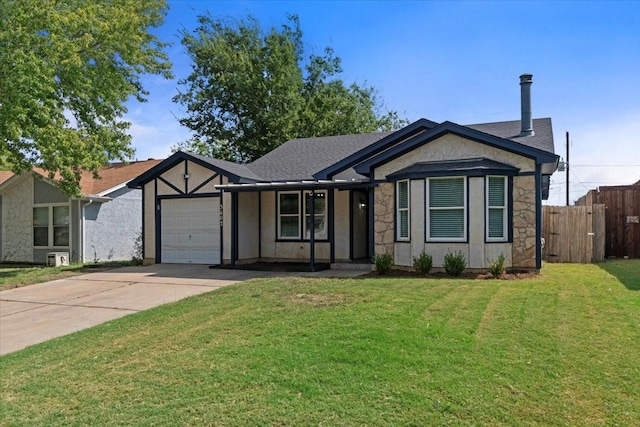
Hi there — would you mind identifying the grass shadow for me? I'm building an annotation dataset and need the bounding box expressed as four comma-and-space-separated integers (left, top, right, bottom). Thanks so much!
596, 259, 640, 291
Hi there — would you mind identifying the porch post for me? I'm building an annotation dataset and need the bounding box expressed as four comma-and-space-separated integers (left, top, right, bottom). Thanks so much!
309, 190, 315, 272
231, 192, 238, 266
368, 186, 375, 260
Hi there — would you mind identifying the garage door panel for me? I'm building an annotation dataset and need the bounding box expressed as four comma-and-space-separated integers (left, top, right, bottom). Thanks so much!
161, 198, 220, 264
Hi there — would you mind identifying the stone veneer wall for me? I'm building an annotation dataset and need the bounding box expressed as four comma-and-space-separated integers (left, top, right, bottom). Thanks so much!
374, 183, 395, 255
2, 175, 33, 262
512, 175, 537, 268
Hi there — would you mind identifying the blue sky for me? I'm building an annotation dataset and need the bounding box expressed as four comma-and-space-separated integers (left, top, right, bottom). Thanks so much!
126, 0, 640, 206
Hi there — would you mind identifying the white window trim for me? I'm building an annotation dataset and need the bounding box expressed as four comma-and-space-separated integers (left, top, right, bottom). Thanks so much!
303, 190, 328, 240
277, 191, 301, 240
426, 177, 467, 242
33, 203, 71, 249
396, 180, 410, 241
486, 176, 508, 242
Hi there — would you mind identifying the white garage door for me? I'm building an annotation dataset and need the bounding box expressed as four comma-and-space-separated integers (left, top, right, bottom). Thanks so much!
161, 198, 221, 264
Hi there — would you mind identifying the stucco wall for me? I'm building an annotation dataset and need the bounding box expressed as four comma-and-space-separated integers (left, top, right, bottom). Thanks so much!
2, 175, 34, 262
238, 192, 259, 260
334, 189, 351, 261
85, 187, 142, 262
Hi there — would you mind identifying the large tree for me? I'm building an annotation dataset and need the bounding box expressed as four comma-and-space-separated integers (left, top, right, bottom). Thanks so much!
174, 14, 405, 162
0, 0, 172, 195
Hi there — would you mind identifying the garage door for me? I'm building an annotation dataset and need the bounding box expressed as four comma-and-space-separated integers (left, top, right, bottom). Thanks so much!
161, 198, 220, 264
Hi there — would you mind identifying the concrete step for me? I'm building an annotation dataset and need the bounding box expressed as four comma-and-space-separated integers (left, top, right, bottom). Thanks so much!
331, 262, 374, 271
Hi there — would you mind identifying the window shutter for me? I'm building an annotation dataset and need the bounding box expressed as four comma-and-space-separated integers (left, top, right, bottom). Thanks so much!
487, 177, 506, 240
429, 179, 464, 207
488, 177, 505, 207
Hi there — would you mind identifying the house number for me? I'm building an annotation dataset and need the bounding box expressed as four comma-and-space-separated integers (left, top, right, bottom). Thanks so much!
627, 216, 639, 224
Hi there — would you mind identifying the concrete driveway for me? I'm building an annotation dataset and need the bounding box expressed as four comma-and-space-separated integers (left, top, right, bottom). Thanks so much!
0, 264, 364, 356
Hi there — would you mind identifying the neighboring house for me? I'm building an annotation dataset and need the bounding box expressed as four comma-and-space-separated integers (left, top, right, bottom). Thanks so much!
576, 178, 640, 258
0, 159, 162, 264
128, 74, 559, 271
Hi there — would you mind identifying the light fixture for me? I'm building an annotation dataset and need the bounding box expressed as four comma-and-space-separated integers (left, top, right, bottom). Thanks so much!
183, 173, 190, 180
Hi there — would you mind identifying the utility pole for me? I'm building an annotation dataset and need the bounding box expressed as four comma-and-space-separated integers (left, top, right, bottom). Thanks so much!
566, 131, 570, 206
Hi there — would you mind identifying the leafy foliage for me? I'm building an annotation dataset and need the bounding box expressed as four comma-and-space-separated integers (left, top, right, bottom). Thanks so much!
0, 0, 172, 195
413, 250, 433, 276
174, 14, 406, 162
488, 253, 506, 278
443, 250, 467, 277
373, 252, 394, 275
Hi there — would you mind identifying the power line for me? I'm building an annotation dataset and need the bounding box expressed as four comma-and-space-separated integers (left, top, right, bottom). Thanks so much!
571, 164, 640, 167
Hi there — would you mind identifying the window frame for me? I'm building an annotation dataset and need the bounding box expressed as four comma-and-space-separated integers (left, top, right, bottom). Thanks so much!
33, 203, 71, 248
425, 176, 467, 242
277, 191, 301, 240
486, 176, 508, 242
396, 180, 410, 241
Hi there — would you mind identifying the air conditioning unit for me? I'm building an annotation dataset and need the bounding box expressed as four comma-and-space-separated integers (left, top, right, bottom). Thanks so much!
47, 252, 69, 267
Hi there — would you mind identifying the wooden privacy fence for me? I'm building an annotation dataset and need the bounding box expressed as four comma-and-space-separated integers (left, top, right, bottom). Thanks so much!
542, 205, 605, 263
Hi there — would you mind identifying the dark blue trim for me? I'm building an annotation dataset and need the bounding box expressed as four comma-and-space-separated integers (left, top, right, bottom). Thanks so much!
156, 192, 221, 200
387, 158, 520, 181
189, 173, 219, 195
219, 192, 224, 265
314, 118, 439, 180
158, 176, 184, 195
518, 171, 536, 176
535, 164, 542, 269
141, 184, 146, 261
394, 180, 411, 243
184, 160, 189, 194
368, 186, 375, 258
309, 190, 315, 271
483, 176, 513, 244
328, 189, 335, 263
258, 192, 262, 259
424, 176, 469, 243
154, 179, 160, 263
127, 151, 258, 189
354, 121, 559, 177
231, 192, 238, 266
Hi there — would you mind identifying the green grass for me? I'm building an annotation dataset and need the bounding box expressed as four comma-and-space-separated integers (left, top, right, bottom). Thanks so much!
1, 261, 639, 425
0, 261, 138, 291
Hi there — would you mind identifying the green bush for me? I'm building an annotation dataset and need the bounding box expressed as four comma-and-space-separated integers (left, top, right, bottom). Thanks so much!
488, 253, 506, 278
373, 253, 393, 275
443, 250, 467, 277
413, 250, 433, 275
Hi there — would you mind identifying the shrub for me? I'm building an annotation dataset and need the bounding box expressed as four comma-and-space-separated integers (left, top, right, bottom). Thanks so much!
373, 253, 393, 275
443, 250, 467, 277
413, 250, 433, 275
488, 253, 506, 278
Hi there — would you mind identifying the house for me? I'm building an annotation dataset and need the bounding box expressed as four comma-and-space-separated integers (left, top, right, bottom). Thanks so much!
0, 159, 162, 264
575, 179, 640, 258
128, 74, 559, 271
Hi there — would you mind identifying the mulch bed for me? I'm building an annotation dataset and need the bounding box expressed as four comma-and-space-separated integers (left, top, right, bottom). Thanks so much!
362, 269, 539, 280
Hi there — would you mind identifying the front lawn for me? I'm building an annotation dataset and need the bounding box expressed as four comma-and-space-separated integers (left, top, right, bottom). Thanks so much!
0, 261, 138, 291
1, 261, 639, 425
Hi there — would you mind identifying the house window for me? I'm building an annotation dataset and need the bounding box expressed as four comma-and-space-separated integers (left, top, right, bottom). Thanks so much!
396, 180, 410, 240
487, 176, 507, 241
304, 191, 327, 240
33, 205, 70, 247
427, 177, 466, 241
278, 192, 300, 239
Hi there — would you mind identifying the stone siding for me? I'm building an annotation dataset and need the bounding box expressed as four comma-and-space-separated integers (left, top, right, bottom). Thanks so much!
2, 176, 33, 262
374, 183, 394, 255
512, 176, 537, 268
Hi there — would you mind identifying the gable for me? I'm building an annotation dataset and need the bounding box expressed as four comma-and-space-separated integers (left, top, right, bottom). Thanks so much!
373, 133, 536, 180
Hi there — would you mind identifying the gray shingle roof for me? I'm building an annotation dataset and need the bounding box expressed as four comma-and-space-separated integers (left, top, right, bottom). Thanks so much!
466, 118, 555, 153
188, 152, 264, 182
180, 118, 555, 183
247, 131, 393, 181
